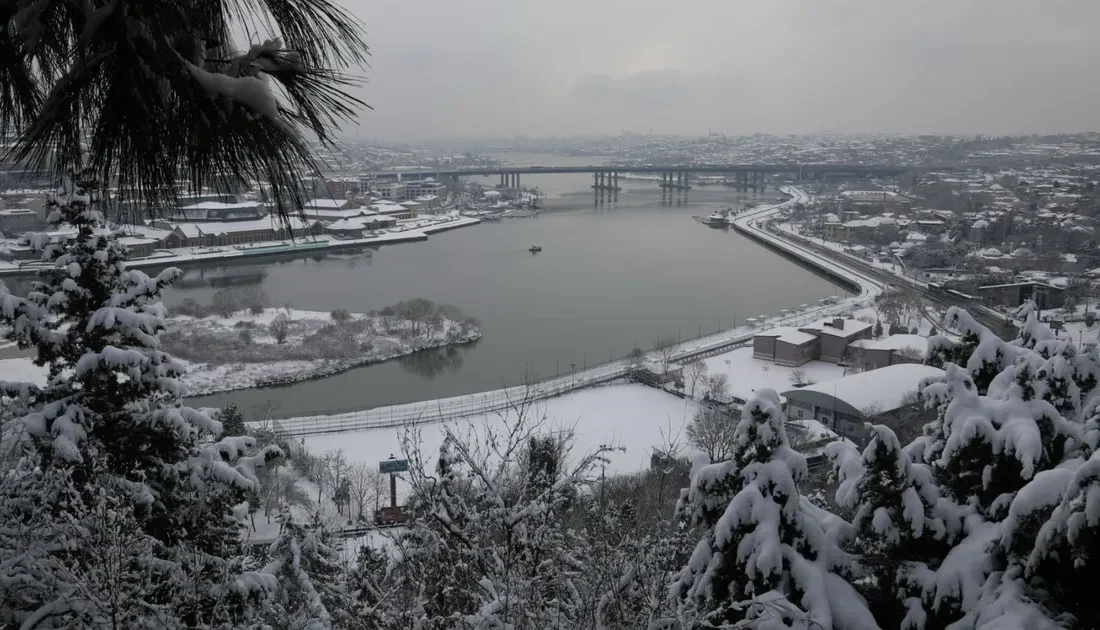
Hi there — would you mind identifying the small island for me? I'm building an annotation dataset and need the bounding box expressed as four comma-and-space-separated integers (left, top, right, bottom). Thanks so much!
162, 291, 481, 395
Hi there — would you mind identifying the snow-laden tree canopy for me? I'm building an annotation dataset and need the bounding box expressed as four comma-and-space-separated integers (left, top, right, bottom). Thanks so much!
0, 0, 370, 219
673, 303, 1100, 629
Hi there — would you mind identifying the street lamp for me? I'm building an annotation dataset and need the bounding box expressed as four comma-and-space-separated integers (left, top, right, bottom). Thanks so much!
571, 362, 577, 390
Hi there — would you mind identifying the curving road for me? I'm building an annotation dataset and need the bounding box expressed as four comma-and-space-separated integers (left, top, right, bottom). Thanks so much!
269, 187, 886, 436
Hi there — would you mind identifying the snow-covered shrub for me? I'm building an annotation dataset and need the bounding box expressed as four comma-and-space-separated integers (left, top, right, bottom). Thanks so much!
383, 393, 618, 630
270, 312, 291, 344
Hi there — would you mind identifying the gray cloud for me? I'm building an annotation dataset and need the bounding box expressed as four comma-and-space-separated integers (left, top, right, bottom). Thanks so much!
337, 0, 1100, 140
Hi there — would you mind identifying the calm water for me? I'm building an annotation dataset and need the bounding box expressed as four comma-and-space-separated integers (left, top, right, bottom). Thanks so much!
13, 153, 844, 419
175, 154, 845, 419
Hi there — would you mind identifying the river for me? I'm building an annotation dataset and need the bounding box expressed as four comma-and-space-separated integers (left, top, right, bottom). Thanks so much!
11, 153, 850, 419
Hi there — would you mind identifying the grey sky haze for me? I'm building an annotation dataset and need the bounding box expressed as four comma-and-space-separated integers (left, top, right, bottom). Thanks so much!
339, 0, 1100, 140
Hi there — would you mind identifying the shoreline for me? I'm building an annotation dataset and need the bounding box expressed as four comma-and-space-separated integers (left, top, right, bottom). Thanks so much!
0, 216, 482, 280
182, 330, 483, 397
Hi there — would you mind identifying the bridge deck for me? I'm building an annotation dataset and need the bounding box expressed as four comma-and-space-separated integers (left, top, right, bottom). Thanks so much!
368, 164, 906, 179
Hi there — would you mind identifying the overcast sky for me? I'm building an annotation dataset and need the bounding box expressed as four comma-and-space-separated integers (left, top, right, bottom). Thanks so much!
338, 0, 1100, 141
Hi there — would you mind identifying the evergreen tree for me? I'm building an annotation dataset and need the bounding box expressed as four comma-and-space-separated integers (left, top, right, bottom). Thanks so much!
0, 179, 281, 626
899, 309, 1095, 628
221, 403, 248, 437
258, 512, 354, 629
827, 425, 956, 628
927, 307, 1023, 395
671, 389, 875, 628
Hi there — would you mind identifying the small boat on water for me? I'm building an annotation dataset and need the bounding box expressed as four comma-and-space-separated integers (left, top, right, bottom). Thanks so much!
529, 245, 543, 253
698, 208, 732, 227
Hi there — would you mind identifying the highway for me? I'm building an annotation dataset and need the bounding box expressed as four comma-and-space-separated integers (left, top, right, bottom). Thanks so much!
764, 222, 1015, 336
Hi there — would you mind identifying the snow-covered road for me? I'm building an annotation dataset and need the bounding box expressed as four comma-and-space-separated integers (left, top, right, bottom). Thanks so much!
270, 187, 886, 436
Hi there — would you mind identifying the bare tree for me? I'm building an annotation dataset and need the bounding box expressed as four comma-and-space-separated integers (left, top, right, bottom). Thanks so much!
269, 312, 291, 344
685, 406, 737, 462
788, 369, 815, 387
842, 344, 864, 375
705, 373, 729, 401
784, 418, 813, 451
684, 361, 708, 399
211, 288, 238, 318
654, 337, 678, 378
894, 346, 925, 364
306, 449, 351, 507
626, 347, 646, 375
348, 463, 385, 523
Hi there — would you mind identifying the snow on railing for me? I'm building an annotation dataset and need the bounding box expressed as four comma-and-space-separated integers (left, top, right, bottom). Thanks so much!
272, 187, 885, 437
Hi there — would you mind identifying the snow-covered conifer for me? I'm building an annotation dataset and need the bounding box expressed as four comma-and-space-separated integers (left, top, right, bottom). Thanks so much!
927, 307, 1023, 394
0, 177, 281, 626
672, 389, 875, 629
256, 512, 353, 629
827, 425, 955, 627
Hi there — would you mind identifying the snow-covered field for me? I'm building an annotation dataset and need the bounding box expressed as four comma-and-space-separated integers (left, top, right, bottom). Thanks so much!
164, 308, 482, 396
301, 384, 699, 496
697, 346, 845, 403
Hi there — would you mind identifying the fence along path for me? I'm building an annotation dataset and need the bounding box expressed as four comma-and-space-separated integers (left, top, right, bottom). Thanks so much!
269, 187, 884, 437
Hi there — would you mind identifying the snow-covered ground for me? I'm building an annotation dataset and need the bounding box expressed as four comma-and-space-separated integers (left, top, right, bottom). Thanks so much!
0, 357, 44, 387
696, 346, 845, 404
0, 308, 482, 396
301, 384, 699, 494
165, 308, 482, 396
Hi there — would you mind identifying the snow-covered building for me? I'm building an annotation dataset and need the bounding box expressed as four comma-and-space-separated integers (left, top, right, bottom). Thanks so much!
781, 363, 945, 444
0, 207, 41, 234
752, 327, 820, 367
324, 214, 397, 237
798, 317, 874, 363
977, 280, 1065, 310
156, 216, 324, 248
839, 189, 912, 211
752, 318, 874, 367
170, 200, 265, 222
404, 178, 445, 198
853, 334, 927, 371
371, 201, 416, 219
374, 181, 407, 201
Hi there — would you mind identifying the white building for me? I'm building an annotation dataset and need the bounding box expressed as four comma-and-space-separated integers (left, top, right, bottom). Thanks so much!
374, 181, 408, 201
404, 178, 445, 198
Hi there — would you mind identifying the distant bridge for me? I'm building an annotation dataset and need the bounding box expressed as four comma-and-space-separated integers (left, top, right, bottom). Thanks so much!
369, 163, 908, 191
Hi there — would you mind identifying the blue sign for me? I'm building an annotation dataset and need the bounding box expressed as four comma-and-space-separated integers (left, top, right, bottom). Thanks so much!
379, 458, 409, 474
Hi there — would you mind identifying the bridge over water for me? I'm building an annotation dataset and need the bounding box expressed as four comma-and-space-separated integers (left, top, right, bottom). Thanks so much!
370, 163, 908, 192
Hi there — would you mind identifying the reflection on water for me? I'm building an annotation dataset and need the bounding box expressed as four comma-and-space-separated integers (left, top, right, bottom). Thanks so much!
0, 247, 378, 297
397, 340, 478, 380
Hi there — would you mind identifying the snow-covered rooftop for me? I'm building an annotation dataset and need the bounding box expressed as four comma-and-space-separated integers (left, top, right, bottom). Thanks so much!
179, 201, 258, 211
861, 334, 927, 355
756, 327, 818, 346
783, 363, 945, 417
800, 318, 873, 339
303, 198, 350, 209
170, 217, 317, 236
